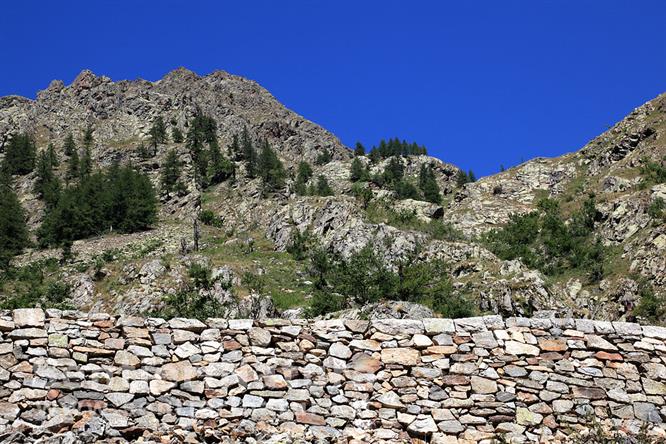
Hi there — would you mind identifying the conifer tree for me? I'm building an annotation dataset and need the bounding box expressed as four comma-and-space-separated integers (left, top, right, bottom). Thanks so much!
63, 133, 76, 156
207, 139, 234, 185
354, 142, 365, 156
67, 148, 80, 183
294, 161, 313, 195
258, 140, 285, 192
83, 125, 94, 149
241, 128, 258, 178
0, 178, 30, 269
228, 134, 242, 160
34, 150, 61, 208
3, 133, 36, 175
418, 164, 441, 204
350, 157, 367, 182
315, 175, 334, 196
47, 143, 59, 167
150, 116, 167, 148
79, 148, 92, 179
160, 149, 184, 195
172, 126, 184, 143
39, 164, 157, 246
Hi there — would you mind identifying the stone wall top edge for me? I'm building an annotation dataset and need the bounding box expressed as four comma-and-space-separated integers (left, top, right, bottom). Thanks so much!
3, 308, 664, 337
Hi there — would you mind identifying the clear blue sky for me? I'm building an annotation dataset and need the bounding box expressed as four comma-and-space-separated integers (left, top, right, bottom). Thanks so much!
1, 1, 665, 176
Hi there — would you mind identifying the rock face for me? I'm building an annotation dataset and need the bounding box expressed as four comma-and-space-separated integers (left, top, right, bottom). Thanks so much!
0, 309, 663, 443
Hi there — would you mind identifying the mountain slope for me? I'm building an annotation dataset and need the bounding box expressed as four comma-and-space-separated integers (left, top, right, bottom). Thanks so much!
0, 69, 664, 323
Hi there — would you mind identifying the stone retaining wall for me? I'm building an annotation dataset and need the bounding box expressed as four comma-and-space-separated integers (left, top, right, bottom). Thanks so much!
1, 309, 666, 443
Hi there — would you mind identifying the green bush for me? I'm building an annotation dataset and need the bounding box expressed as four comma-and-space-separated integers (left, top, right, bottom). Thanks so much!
484, 195, 606, 282
287, 229, 312, 261
199, 209, 222, 227
242, 271, 266, 294
305, 246, 472, 317
305, 290, 345, 317
640, 156, 666, 186
648, 197, 665, 220
188, 263, 213, 290
633, 280, 665, 322
351, 183, 373, 208
0, 260, 72, 310
149, 261, 225, 320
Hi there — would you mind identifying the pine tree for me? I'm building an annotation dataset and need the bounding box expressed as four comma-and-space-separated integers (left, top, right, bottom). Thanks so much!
150, 116, 167, 148
383, 157, 404, 184
0, 179, 30, 269
207, 139, 234, 185
294, 161, 313, 195
79, 148, 92, 179
63, 133, 75, 156
67, 148, 80, 183
316, 150, 332, 165
228, 134, 242, 160
3, 133, 36, 175
350, 157, 367, 182
315, 175, 334, 196
160, 149, 183, 195
258, 140, 285, 192
83, 126, 94, 149
34, 150, 61, 208
241, 128, 258, 178
418, 164, 441, 204
467, 169, 477, 182
38, 165, 157, 247
47, 143, 59, 167
354, 142, 365, 156
172, 126, 184, 143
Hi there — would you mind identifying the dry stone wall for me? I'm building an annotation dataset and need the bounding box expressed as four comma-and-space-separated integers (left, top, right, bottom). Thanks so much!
0, 309, 665, 443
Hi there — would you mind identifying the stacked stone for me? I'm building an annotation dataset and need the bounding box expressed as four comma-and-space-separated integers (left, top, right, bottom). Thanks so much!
0, 310, 664, 443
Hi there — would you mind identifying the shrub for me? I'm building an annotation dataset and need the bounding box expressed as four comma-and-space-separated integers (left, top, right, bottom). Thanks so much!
633, 280, 665, 322
287, 229, 312, 261
484, 195, 606, 282
639, 156, 666, 186
394, 180, 420, 200
305, 246, 470, 317
315, 150, 332, 165
199, 210, 222, 227
242, 271, 266, 294
648, 197, 665, 220
188, 263, 213, 290
314, 175, 334, 196
351, 183, 373, 209
305, 290, 345, 317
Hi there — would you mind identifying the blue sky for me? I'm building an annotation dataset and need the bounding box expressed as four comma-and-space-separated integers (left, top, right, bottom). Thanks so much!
1, 1, 665, 176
